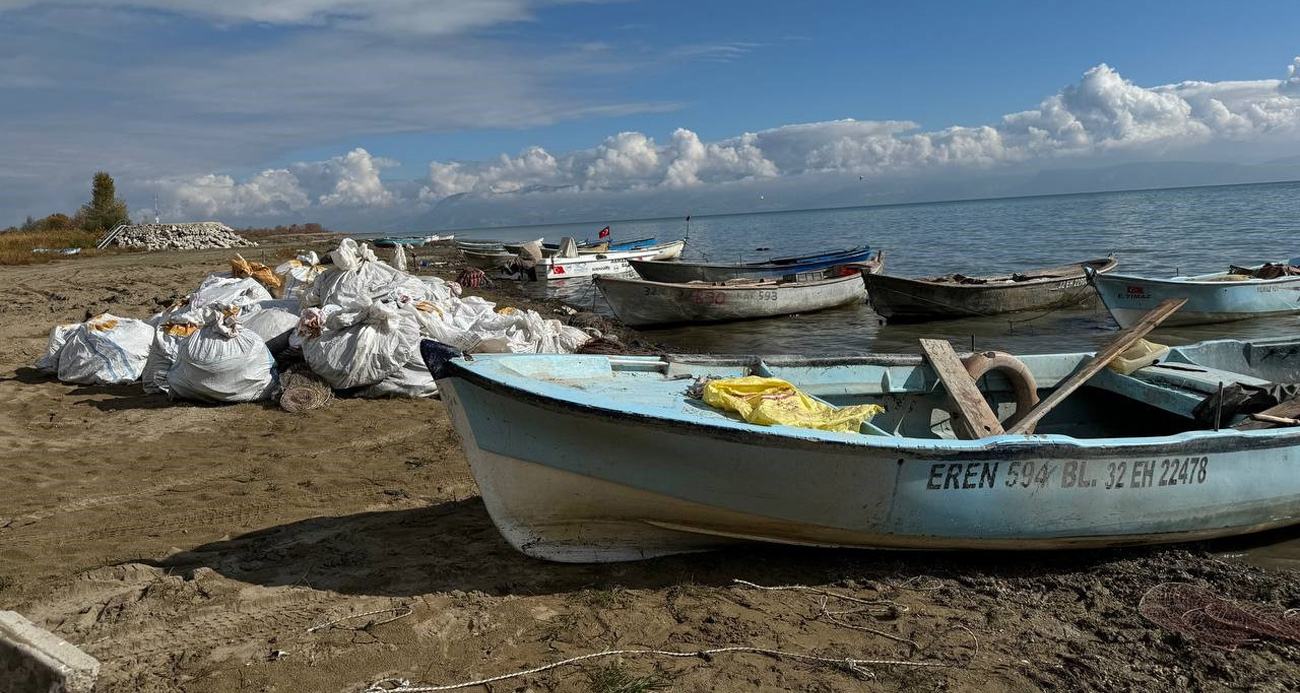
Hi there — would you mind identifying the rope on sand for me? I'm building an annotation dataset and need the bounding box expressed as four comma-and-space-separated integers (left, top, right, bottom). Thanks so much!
357, 579, 975, 692
307, 605, 414, 633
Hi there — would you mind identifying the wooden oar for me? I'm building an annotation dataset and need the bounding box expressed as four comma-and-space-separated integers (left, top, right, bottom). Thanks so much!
920, 338, 1003, 439
1005, 298, 1187, 435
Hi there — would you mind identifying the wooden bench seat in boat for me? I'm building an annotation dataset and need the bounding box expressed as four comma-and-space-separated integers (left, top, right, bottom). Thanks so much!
1087, 364, 1273, 420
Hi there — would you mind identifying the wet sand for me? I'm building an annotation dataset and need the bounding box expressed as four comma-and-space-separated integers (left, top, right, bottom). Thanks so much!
1, 242, 1298, 692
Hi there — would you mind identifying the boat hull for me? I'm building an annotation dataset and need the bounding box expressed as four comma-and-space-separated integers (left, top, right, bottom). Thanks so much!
865, 258, 1116, 322
461, 249, 514, 269
629, 247, 874, 283
437, 352, 1300, 563
594, 273, 866, 327
1094, 272, 1300, 328
538, 241, 685, 280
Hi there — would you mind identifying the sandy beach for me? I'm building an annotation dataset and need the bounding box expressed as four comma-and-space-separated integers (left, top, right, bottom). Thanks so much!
2, 240, 1298, 693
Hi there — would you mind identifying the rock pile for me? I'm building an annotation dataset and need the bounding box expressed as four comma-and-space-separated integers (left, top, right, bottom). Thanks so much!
109, 223, 257, 251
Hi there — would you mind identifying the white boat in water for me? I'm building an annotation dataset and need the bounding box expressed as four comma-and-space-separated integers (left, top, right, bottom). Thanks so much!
1092, 262, 1300, 328
425, 337, 1300, 563
594, 253, 881, 327
537, 239, 684, 280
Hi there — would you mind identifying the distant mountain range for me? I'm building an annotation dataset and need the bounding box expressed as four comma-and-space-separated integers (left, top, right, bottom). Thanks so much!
407, 158, 1300, 231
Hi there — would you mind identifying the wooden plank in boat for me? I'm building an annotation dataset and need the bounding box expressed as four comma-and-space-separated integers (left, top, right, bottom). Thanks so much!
1236, 400, 1300, 430
1006, 298, 1187, 435
920, 338, 1004, 439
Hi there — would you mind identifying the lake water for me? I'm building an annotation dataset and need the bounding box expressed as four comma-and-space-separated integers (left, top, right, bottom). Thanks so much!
440, 180, 1300, 569
447, 180, 1300, 355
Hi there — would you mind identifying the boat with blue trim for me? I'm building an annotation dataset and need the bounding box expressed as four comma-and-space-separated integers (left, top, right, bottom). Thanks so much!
1092, 261, 1300, 328
425, 337, 1300, 563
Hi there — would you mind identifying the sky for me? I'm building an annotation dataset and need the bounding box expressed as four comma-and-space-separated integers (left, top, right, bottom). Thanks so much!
2, 0, 1299, 230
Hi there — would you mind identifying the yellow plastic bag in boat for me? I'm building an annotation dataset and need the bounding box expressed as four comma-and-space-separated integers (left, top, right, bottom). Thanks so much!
702, 376, 885, 433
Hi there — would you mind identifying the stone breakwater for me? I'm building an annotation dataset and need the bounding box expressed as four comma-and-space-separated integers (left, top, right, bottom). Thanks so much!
109, 223, 257, 251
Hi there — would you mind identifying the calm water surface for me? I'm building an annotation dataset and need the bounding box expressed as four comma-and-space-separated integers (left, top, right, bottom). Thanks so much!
448, 181, 1300, 355
443, 181, 1300, 569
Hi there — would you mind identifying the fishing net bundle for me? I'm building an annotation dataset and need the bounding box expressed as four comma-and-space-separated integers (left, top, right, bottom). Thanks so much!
279, 363, 334, 414
1138, 582, 1300, 649
456, 267, 491, 288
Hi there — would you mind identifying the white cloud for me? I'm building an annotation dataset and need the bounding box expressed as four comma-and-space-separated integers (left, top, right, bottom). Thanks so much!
407, 58, 1300, 203
151, 148, 397, 218
292, 148, 397, 208
0, 0, 572, 37
153, 169, 310, 218
130, 57, 1300, 222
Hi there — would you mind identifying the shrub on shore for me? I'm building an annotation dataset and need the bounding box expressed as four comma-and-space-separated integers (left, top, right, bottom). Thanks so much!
0, 228, 102, 265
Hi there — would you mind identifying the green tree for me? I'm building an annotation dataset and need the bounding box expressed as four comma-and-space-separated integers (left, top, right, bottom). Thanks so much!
80, 171, 130, 233
37, 213, 75, 231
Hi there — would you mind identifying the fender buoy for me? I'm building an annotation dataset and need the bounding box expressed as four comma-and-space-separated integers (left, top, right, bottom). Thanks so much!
963, 351, 1040, 432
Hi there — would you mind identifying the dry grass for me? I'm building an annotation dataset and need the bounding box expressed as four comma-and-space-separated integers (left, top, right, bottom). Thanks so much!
583, 663, 675, 693
0, 229, 105, 265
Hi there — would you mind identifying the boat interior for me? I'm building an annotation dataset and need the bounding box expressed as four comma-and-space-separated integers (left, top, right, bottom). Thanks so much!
665, 267, 853, 288
918, 257, 1113, 285
476, 337, 1300, 441
1166, 263, 1300, 283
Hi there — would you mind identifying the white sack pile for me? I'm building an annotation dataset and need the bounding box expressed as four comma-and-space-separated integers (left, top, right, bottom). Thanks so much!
33, 238, 593, 403
36, 314, 155, 386
274, 252, 325, 301
167, 307, 278, 403
291, 238, 591, 398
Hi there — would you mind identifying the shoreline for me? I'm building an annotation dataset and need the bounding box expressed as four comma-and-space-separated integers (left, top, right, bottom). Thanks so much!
1, 239, 1297, 692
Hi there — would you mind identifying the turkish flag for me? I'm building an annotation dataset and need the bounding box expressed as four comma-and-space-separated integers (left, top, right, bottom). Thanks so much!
598, 226, 610, 238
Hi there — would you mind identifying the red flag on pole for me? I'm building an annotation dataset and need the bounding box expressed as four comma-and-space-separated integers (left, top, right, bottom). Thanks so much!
599, 226, 610, 238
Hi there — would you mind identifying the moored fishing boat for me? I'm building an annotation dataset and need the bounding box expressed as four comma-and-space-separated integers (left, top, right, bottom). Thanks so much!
458, 237, 546, 269
543, 237, 655, 253
461, 248, 516, 269
1091, 262, 1300, 328
537, 239, 685, 280
426, 336, 1300, 563
864, 256, 1118, 323
594, 252, 882, 327
455, 237, 543, 252
372, 235, 428, 248
628, 245, 874, 283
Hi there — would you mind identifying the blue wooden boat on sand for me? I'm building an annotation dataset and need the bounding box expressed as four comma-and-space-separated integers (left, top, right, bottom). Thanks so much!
1092, 263, 1300, 328
425, 338, 1300, 563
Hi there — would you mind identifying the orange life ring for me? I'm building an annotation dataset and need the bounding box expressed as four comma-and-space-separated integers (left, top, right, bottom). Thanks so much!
962, 351, 1040, 433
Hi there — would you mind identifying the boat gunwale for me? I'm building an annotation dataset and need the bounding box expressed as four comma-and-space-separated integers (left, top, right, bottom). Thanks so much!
628, 245, 872, 272
440, 351, 1300, 459
1094, 270, 1300, 288
592, 271, 866, 292
866, 257, 1118, 291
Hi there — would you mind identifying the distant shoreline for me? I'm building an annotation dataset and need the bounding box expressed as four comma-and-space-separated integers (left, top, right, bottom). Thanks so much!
420, 177, 1300, 237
